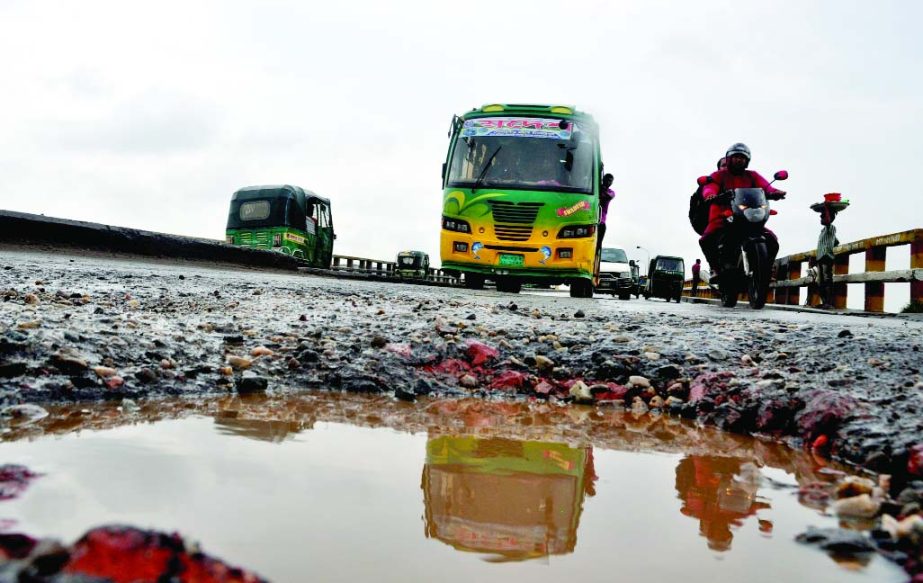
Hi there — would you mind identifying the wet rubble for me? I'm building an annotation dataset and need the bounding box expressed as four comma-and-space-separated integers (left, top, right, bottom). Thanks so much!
1, 251, 923, 579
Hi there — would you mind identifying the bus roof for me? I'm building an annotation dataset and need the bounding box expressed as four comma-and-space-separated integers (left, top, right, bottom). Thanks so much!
462, 104, 596, 126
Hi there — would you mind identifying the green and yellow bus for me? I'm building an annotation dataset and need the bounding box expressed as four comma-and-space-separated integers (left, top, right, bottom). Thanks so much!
422, 435, 594, 560
439, 104, 601, 297
225, 185, 335, 268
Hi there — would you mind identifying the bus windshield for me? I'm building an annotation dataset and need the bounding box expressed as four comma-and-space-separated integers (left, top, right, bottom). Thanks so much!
446, 117, 594, 194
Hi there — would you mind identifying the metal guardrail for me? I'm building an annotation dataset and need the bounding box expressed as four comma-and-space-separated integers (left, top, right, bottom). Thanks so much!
682, 228, 923, 311
330, 255, 460, 285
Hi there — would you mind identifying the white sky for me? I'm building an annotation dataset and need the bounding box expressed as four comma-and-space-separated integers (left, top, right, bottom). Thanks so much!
2, 0, 921, 306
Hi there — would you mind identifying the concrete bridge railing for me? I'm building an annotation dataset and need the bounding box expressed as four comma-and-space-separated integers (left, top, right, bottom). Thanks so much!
330, 255, 460, 285
682, 228, 923, 311
772, 228, 922, 311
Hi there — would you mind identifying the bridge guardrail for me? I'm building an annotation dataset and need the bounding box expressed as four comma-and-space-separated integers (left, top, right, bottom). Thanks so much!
682, 228, 923, 311
330, 255, 460, 285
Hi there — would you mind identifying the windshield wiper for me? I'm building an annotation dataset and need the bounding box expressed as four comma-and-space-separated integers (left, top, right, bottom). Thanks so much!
472, 145, 502, 193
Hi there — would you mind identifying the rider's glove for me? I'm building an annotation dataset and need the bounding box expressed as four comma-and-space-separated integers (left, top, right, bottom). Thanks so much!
769, 190, 787, 200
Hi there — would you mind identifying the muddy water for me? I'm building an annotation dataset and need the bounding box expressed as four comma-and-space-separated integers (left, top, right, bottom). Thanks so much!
0, 393, 905, 582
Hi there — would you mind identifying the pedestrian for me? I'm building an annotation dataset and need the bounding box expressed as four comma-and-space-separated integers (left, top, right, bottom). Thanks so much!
598, 173, 615, 248
811, 193, 848, 309
691, 259, 702, 296
805, 257, 820, 307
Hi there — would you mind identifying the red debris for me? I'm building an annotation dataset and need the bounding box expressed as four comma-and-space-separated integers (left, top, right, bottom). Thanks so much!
688, 371, 735, 402
465, 340, 498, 366
534, 380, 556, 395
811, 435, 829, 451
489, 370, 527, 391
0, 465, 41, 501
427, 358, 471, 376
908, 444, 923, 477
65, 526, 265, 583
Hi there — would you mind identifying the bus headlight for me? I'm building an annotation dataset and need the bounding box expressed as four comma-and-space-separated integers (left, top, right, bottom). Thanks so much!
442, 216, 471, 233
273, 233, 282, 247
557, 225, 596, 239
225, 236, 234, 244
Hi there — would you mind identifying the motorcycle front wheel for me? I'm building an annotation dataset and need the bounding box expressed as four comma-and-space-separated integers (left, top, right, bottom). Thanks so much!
720, 270, 740, 307
746, 241, 770, 309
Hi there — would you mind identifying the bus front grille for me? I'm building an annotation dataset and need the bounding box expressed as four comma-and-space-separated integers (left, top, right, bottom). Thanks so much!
489, 201, 542, 241
494, 225, 533, 241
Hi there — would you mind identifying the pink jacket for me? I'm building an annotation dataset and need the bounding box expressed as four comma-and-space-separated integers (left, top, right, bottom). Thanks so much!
701, 170, 781, 235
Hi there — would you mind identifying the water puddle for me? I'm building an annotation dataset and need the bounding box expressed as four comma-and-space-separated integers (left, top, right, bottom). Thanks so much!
0, 393, 906, 582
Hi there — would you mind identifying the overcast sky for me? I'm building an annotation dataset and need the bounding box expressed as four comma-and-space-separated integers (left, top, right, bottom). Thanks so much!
2, 0, 921, 305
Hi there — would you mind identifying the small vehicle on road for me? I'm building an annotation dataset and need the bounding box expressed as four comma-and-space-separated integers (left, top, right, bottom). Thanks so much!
396, 251, 430, 280
643, 255, 685, 302
226, 185, 335, 268
595, 247, 639, 299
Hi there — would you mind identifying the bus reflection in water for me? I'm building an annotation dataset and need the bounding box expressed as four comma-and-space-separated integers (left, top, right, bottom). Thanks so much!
421, 435, 597, 561
674, 455, 772, 552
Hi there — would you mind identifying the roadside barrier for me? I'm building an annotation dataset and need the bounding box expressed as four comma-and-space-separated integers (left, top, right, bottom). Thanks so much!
771, 228, 922, 311
330, 255, 460, 285
682, 228, 923, 311
331, 255, 395, 277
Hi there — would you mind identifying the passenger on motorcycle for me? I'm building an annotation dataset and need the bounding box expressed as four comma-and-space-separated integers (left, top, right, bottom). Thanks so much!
699, 143, 786, 278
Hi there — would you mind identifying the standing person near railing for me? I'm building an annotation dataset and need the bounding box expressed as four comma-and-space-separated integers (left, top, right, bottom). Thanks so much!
814, 199, 845, 309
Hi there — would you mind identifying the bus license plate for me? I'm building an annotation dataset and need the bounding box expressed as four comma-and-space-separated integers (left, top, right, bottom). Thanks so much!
498, 254, 524, 267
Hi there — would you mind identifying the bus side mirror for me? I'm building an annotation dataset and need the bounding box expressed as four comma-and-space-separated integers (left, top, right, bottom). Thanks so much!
442, 162, 446, 179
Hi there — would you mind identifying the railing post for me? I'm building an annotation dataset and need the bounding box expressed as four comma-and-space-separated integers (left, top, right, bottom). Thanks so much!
912, 237, 923, 306
833, 254, 850, 309
787, 260, 802, 305
865, 247, 886, 312
773, 259, 787, 305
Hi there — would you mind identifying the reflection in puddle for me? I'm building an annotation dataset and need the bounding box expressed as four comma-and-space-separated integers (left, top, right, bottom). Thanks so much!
675, 456, 771, 552
422, 436, 595, 561
0, 393, 907, 582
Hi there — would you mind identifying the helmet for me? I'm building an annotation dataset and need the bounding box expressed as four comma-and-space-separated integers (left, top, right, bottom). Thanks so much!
725, 142, 751, 161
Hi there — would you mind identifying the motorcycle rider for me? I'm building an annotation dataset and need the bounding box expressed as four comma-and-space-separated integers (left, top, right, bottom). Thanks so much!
699, 143, 786, 279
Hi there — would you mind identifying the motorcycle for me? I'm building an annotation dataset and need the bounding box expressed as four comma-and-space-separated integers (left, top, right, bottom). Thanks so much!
700, 170, 788, 309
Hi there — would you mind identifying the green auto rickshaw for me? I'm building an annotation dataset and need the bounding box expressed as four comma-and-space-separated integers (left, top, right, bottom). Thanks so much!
226, 185, 335, 268
643, 255, 685, 302
396, 250, 430, 280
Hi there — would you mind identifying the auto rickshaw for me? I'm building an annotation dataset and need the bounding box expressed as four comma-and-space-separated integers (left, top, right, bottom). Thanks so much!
396, 250, 430, 280
643, 255, 685, 302
225, 185, 335, 268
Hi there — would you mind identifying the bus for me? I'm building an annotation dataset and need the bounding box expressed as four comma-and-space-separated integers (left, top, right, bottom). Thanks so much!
225, 185, 335, 268
422, 435, 594, 560
439, 104, 602, 297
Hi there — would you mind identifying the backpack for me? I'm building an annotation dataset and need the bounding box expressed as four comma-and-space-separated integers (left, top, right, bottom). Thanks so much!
688, 172, 758, 235
688, 186, 709, 235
